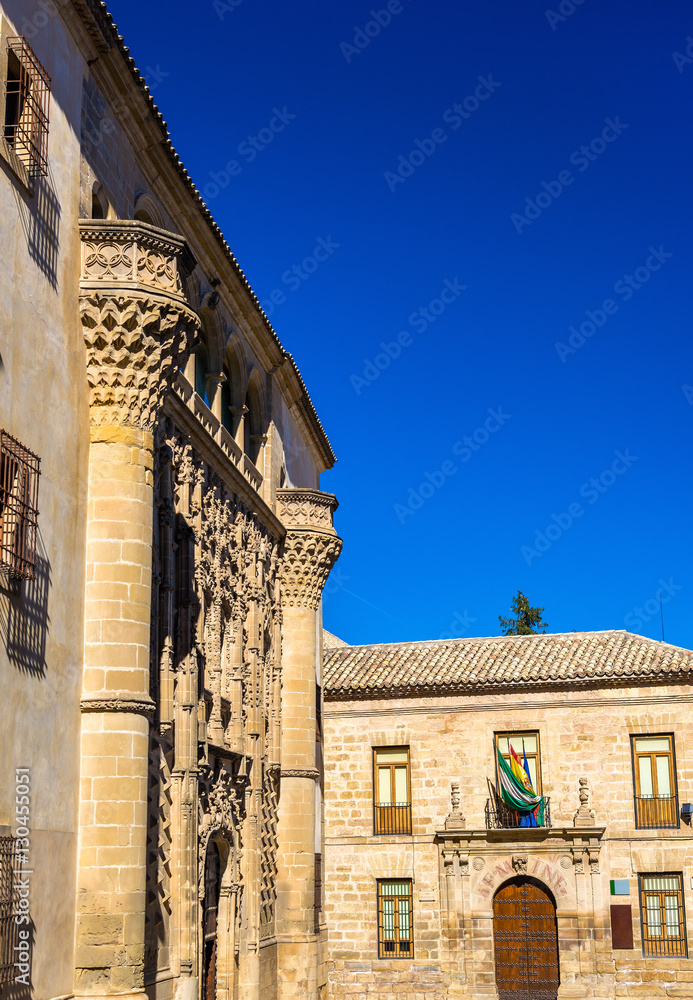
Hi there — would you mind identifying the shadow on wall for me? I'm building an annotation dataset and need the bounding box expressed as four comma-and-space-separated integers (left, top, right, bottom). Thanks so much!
0, 531, 51, 677
11, 168, 61, 289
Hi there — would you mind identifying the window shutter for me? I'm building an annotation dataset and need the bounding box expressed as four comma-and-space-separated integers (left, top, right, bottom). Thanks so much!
611, 904, 634, 949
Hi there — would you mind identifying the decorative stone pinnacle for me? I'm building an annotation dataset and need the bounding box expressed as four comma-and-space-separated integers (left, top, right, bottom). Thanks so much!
574, 775, 596, 828
277, 489, 342, 610
79, 220, 199, 430
445, 780, 466, 830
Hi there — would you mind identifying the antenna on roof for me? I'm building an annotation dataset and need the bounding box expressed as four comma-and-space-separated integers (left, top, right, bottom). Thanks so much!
660, 592, 665, 642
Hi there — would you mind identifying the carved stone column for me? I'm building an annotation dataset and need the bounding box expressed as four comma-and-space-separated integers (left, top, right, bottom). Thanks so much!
275, 489, 342, 1000
75, 220, 199, 999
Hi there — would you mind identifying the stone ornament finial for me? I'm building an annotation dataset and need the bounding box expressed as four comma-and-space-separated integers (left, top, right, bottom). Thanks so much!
574, 776, 596, 828
277, 489, 342, 610
79, 220, 199, 430
445, 780, 466, 830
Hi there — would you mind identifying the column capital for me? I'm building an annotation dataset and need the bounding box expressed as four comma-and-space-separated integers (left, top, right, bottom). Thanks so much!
79, 219, 200, 431
277, 489, 342, 610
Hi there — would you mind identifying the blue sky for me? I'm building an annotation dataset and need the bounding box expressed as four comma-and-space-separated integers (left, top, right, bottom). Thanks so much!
110, 0, 693, 648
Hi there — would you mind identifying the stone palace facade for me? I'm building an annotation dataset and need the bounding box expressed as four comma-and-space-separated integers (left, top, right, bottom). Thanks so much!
0, 2, 340, 999
323, 630, 693, 1000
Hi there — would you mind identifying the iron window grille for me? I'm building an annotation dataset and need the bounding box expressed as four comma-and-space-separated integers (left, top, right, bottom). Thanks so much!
486, 795, 552, 830
314, 853, 322, 930
0, 430, 41, 580
639, 874, 687, 957
0, 836, 19, 985
377, 880, 413, 959
4, 36, 51, 178
373, 747, 412, 835
631, 735, 679, 830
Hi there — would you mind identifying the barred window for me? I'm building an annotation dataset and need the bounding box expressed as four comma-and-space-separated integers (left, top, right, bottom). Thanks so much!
0, 836, 18, 985
632, 735, 679, 829
4, 37, 51, 178
0, 431, 40, 580
373, 747, 411, 835
377, 880, 413, 959
639, 874, 687, 957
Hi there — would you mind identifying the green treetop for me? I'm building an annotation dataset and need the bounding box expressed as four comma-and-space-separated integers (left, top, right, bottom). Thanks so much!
498, 590, 548, 636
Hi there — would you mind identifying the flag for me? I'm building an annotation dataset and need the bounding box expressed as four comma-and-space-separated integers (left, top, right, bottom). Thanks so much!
496, 745, 541, 813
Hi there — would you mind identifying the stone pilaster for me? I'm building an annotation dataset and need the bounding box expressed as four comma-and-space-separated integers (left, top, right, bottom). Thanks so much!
75, 220, 198, 999
275, 489, 341, 1000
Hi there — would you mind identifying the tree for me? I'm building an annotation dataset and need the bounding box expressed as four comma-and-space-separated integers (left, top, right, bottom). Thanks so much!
498, 590, 547, 636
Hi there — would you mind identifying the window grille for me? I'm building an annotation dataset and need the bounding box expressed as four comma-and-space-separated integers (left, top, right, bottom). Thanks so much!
639, 874, 687, 956
4, 36, 51, 178
0, 430, 41, 580
377, 880, 413, 959
0, 836, 18, 985
373, 748, 411, 835
314, 853, 322, 930
631, 735, 679, 829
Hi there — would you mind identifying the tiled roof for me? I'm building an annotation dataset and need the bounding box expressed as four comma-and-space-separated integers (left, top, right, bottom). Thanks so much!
323, 631, 693, 700
71, 0, 335, 468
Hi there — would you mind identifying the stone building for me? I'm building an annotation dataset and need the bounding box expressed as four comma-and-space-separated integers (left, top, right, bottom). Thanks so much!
0, 2, 340, 999
323, 630, 693, 1000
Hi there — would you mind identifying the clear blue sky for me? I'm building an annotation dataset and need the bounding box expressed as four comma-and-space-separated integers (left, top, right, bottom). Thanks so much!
110, 0, 693, 649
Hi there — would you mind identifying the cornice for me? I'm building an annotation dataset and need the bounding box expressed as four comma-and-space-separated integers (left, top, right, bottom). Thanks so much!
65, 0, 336, 471
323, 689, 693, 715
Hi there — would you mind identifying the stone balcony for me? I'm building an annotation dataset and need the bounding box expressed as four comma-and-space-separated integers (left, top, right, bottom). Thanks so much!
78, 218, 197, 305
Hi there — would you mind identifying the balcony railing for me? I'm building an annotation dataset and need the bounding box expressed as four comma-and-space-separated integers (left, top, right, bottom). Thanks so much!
634, 795, 679, 829
486, 796, 551, 830
374, 802, 412, 835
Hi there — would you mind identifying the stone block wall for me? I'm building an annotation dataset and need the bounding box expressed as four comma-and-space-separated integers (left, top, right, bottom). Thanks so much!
324, 685, 693, 999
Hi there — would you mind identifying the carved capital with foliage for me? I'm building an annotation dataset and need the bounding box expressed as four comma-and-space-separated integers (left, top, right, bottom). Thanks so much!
79, 220, 199, 429
277, 489, 342, 610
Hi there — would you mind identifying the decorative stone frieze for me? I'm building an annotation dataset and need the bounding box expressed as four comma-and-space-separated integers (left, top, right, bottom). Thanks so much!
79, 220, 199, 429
276, 488, 342, 609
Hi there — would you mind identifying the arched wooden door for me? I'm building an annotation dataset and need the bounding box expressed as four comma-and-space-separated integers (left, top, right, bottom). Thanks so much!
493, 878, 560, 1000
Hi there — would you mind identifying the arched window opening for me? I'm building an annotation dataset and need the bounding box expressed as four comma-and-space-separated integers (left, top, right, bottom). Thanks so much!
134, 208, 154, 225
91, 183, 108, 219
195, 342, 210, 406
244, 388, 263, 466
91, 191, 105, 219
220, 376, 233, 434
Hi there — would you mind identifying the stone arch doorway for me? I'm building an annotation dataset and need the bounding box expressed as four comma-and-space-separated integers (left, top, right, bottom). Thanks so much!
492, 877, 560, 1000
203, 841, 222, 1000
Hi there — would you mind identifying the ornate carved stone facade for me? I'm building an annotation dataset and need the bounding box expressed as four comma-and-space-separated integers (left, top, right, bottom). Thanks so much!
0, 3, 340, 999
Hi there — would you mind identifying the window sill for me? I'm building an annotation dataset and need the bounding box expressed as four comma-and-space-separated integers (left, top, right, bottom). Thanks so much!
0, 138, 33, 197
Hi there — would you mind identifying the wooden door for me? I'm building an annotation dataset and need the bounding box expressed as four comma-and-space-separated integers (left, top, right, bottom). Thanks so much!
493, 878, 559, 1000
203, 843, 221, 1000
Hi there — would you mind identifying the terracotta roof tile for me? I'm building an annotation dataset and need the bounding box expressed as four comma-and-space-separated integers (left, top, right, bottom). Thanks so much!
323, 631, 693, 699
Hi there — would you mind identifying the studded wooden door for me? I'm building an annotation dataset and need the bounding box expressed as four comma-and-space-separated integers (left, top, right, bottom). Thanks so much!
493, 879, 560, 1000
